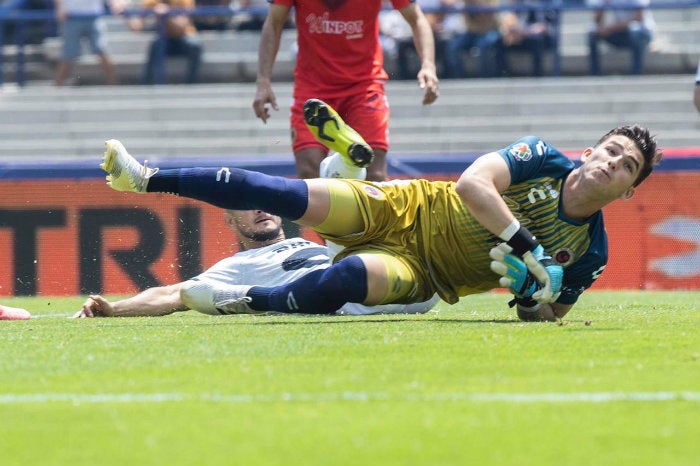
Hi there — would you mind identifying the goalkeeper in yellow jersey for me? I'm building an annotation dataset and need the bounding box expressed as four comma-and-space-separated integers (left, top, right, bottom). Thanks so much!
99, 99, 662, 322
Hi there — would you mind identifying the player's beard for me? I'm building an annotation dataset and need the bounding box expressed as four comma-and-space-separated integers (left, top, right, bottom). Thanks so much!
244, 227, 282, 242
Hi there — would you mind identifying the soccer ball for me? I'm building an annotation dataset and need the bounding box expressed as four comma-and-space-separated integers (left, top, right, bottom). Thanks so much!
320, 151, 366, 180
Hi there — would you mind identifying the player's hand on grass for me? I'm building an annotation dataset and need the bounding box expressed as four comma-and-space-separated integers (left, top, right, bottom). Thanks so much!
73, 295, 115, 318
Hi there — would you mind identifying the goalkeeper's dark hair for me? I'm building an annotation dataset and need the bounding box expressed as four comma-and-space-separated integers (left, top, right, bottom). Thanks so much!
594, 125, 663, 187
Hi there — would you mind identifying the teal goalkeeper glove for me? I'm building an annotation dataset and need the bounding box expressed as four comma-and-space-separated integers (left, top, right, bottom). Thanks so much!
489, 243, 537, 298
490, 242, 563, 304
524, 244, 563, 304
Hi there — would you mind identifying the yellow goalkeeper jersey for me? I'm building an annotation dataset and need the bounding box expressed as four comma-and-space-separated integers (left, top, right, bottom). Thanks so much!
327, 136, 608, 305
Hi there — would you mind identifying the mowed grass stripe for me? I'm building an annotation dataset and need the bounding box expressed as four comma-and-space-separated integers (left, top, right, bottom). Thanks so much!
1, 391, 700, 404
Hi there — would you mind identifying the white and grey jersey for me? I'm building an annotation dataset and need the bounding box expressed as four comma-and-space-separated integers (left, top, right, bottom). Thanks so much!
194, 238, 329, 288
192, 238, 439, 315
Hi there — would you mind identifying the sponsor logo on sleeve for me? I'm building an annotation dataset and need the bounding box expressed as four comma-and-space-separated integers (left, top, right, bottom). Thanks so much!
509, 143, 533, 161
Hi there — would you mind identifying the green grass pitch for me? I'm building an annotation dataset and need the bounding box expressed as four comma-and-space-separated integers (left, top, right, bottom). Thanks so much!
1, 291, 699, 466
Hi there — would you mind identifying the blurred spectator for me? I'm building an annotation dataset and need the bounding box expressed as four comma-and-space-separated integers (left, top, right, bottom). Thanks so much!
229, 0, 268, 30
586, 0, 655, 75
381, 0, 465, 79
694, 60, 700, 114
53, 0, 121, 86
192, 0, 231, 31
128, 0, 203, 84
499, 0, 557, 77
443, 0, 503, 78
5, 0, 58, 45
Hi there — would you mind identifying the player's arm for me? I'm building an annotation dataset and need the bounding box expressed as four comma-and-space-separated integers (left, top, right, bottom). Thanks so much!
398, 2, 439, 105
455, 152, 513, 234
458, 152, 563, 303
253, 3, 290, 123
73, 283, 188, 318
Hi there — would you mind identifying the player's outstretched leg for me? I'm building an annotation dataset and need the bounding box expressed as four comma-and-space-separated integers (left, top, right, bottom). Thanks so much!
102, 139, 159, 193
303, 98, 374, 168
184, 256, 369, 316
99, 139, 310, 220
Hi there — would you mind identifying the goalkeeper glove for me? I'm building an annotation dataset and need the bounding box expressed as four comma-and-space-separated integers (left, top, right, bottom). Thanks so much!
526, 244, 563, 304
498, 223, 564, 304
489, 243, 537, 298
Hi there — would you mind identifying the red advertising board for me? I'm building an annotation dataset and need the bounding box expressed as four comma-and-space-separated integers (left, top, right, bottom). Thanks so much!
0, 180, 325, 296
1, 173, 699, 296
598, 172, 700, 290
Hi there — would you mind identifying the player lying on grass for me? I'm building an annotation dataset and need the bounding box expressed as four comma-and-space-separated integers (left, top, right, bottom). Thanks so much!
75, 154, 438, 318
75, 208, 438, 317
99, 98, 662, 321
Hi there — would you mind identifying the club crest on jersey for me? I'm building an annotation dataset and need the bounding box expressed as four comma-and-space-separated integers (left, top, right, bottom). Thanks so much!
363, 185, 383, 199
554, 248, 574, 267
509, 143, 533, 161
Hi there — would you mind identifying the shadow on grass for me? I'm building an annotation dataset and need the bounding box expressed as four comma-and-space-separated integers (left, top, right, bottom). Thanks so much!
67, 314, 623, 329
69, 316, 524, 327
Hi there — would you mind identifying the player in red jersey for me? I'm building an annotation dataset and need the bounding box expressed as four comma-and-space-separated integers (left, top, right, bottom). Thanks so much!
252, 0, 440, 181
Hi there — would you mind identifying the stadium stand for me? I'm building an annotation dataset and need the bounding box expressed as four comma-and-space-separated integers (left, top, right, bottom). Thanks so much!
0, 76, 697, 169
39, 25, 299, 84
554, 5, 700, 76
1, 2, 700, 84
0, 1, 698, 171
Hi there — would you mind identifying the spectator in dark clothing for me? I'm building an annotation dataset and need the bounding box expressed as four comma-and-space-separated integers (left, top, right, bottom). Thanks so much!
128, 0, 203, 84
192, 0, 231, 31
499, 0, 557, 77
443, 0, 503, 78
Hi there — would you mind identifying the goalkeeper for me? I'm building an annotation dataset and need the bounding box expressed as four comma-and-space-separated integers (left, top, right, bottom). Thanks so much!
99, 99, 662, 321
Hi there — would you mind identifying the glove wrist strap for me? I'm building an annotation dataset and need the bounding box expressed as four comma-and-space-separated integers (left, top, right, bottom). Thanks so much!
504, 225, 539, 257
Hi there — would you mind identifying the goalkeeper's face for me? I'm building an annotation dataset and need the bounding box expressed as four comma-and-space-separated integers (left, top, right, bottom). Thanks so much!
225, 210, 283, 243
580, 135, 644, 201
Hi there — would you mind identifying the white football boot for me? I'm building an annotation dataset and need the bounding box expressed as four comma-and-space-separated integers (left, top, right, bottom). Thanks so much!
101, 139, 159, 193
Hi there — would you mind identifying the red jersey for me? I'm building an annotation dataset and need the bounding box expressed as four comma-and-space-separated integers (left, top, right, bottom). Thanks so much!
273, 0, 413, 97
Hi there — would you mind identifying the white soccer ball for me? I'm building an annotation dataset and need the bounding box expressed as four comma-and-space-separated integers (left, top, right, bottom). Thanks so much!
320, 152, 366, 180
